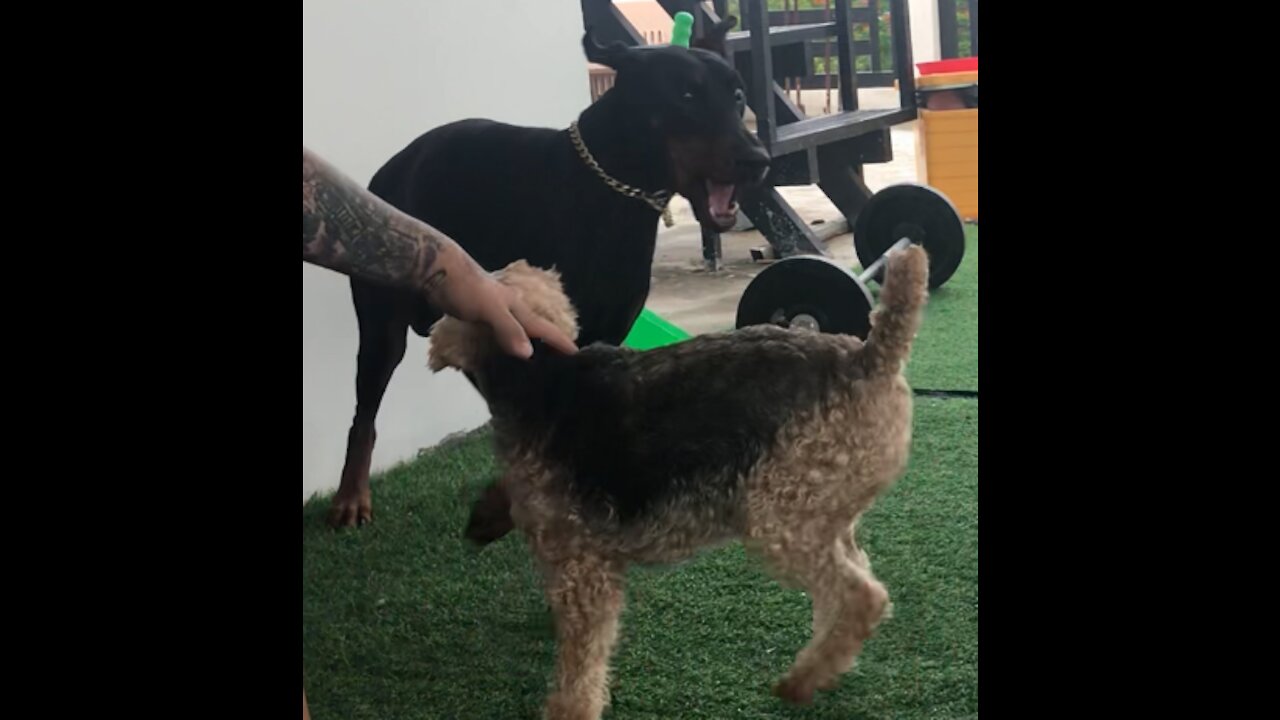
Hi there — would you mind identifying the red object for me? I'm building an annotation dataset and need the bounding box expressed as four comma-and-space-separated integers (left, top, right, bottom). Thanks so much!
916, 57, 978, 75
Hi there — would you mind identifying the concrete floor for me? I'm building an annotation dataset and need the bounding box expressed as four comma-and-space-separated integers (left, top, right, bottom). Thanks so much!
647, 88, 922, 335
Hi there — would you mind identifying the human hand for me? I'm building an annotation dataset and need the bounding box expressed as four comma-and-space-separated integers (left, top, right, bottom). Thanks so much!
428, 260, 578, 359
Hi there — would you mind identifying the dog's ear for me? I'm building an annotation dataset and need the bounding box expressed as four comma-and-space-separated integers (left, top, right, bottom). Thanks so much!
428, 316, 488, 374
691, 15, 737, 57
583, 27, 636, 70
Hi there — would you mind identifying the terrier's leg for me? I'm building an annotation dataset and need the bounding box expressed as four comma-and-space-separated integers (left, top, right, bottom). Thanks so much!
763, 529, 889, 704
541, 555, 626, 720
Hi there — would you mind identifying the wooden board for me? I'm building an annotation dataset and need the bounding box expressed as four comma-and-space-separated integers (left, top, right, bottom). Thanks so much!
916, 109, 978, 221
917, 71, 979, 88
614, 0, 673, 45
919, 108, 979, 134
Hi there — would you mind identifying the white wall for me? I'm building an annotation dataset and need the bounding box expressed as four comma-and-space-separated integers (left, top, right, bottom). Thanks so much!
303, 0, 592, 501
908, 0, 941, 66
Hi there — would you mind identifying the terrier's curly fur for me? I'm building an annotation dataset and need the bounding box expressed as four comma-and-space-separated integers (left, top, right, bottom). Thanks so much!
428, 246, 929, 720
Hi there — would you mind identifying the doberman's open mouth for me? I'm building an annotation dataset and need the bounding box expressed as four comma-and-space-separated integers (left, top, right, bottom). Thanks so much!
706, 179, 738, 230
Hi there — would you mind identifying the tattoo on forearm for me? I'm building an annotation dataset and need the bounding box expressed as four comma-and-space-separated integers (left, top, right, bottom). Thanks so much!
422, 269, 448, 295
302, 147, 445, 292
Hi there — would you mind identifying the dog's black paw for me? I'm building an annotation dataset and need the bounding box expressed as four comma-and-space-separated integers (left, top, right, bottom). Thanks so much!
464, 482, 514, 546
327, 490, 372, 529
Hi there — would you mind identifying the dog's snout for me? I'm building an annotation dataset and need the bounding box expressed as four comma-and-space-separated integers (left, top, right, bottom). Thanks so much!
739, 146, 770, 168
736, 146, 771, 184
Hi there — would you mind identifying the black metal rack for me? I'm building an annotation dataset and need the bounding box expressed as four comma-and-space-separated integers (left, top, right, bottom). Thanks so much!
582, 0, 923, 267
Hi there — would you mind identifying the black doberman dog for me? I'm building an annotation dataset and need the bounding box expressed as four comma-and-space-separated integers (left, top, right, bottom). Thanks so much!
328, 20, 770, 528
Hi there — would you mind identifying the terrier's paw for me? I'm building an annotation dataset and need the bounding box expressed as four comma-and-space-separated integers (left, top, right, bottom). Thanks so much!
773, 675, 818, 705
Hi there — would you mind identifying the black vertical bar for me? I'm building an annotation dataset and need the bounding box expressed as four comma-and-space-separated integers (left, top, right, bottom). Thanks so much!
937, 0, 959, 59
746, 0, 776, 146
969, 0, 978, 56
803, 40, 815, 92
868, 0, 882, 73
892, 0, 915, 109
817, 145, 875, 226
655, 0, 685, 18
691, 0, 706, 39
834, 0, 858, 110
714, 0, 728, 18
701, 226, 723, 270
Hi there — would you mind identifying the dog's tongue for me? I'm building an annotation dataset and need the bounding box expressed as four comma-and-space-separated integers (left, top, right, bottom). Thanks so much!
706, 180, 736, 218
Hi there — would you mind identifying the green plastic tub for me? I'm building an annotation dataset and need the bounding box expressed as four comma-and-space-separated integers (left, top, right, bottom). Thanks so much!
622, 308, 690, 350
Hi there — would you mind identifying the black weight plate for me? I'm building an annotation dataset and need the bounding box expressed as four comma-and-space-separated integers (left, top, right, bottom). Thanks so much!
736, 256, 875, 339
853, 184, 966, 290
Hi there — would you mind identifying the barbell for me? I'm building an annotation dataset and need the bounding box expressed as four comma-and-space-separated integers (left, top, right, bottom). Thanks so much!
735, 184, 965, 339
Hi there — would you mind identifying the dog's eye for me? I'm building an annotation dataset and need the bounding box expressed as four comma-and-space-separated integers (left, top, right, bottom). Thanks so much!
682, 90, 696, 102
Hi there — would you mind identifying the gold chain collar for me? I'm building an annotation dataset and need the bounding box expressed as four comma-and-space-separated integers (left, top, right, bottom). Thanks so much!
569, 121, 674, 227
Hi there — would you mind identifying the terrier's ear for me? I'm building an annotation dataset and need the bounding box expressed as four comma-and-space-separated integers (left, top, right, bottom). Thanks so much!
427, 317, 487, 373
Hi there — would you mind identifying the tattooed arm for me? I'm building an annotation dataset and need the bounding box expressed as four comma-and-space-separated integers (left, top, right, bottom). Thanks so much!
302, 147, 459, 296
302, 146, 575, 357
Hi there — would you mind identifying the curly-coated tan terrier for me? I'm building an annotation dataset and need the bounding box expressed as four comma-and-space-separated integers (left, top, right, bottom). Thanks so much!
427, 245, 929, 720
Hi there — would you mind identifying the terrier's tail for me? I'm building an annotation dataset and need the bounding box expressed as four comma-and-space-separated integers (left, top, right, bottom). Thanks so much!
859, 244, 930, 377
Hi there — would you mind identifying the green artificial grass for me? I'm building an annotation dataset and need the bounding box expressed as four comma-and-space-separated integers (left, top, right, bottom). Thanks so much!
303, 397, 977, 719
303, 227, 979, 718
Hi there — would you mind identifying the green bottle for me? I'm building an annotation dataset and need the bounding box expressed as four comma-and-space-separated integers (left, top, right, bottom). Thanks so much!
671, 11, 694, 48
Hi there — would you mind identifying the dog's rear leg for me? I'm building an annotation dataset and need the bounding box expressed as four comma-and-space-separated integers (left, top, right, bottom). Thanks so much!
542, 555, 626, 720
328, 285, 411, 528
768, 532, 889, 704
811, 523, 873, 636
